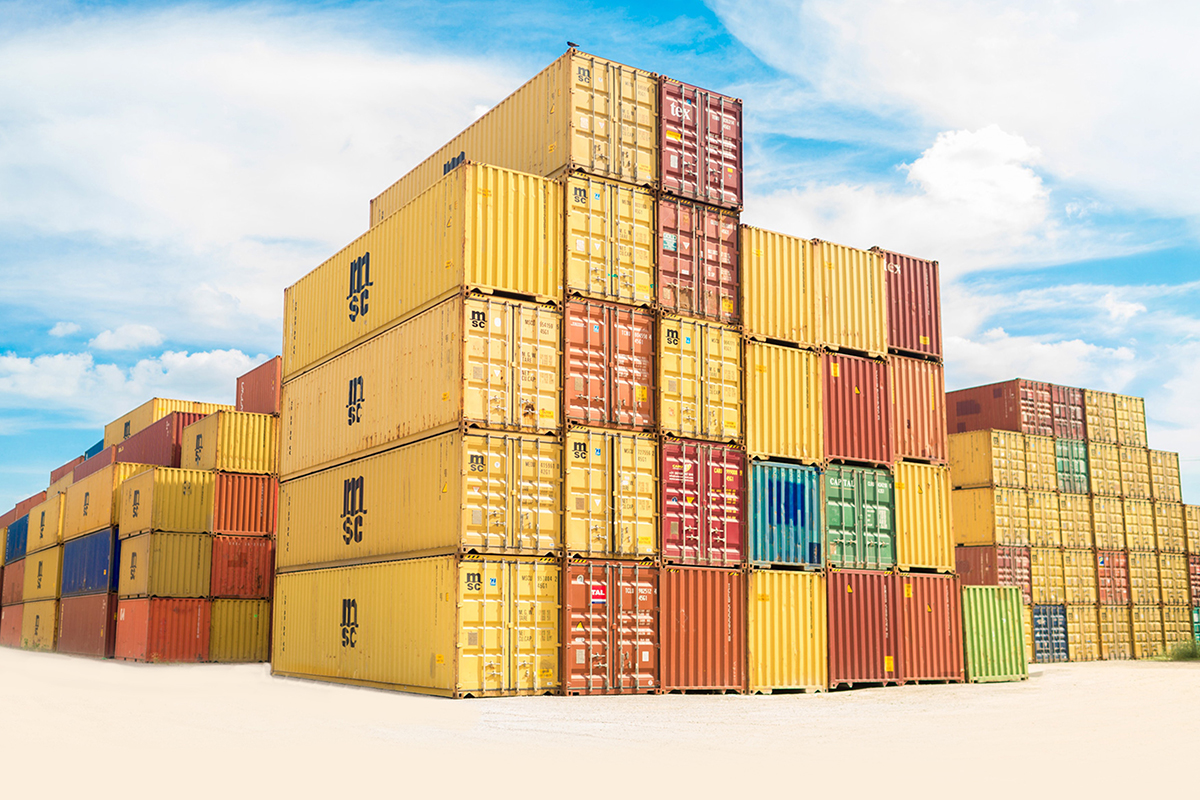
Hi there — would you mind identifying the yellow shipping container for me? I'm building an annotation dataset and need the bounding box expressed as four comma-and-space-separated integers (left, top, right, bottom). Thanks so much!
118, 532, 212, 599
1098, 605, 1132, 660
1158, 552, 1190, 606
1065, 605, 1100, 662
1091, 495, 1126, 550
813, 239, 886, 357
565, 173, 654, 305
273, 555, 560, 697
210, 599, 271, 662
62, 463, 155, 540
948, 430, 1026, 490
1062, 549, 1097, 605
23, 545, 63, 602
1148, 450, 1182, 502
1118, 445, 1151, 499
740, 226, 821, 348
280, 294, 560, 480
1186, 505, 1200, 554
564, 427, 656, 559
1124, 498, 1155, 551
659, 316, 741, 442
27, 493, 64, 554
1128, 550, 1160, 605
1022, 604, 1033, 664
1059, 494, 1093, 549
1130, 605, 1164, 659
47, 470, 73, 499
1114, 394, 1147, 448
119, 468, 215, 538
1083, 389, 1117, 444
1162, 606, 1193, 650
277, 429, 561, 571
951, 487, 1028, 547
1086, 441, 1121, 497
1023, 434, 1056, 492
1026, 491, 1061, 547
181, 411, 277, 475
1030, 547, 1066, 605
894, 462, 953, 572
744, 341, 822, 463
104, 398, 233, 449
1153, 501, 1185, 553
747, 569, 827, 693
21, 599, 58, 652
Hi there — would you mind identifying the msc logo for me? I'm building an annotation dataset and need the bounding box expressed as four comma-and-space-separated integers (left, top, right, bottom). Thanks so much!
573, 186, 587, 205
465, 571, 482, 592
572, 441, 587, 460
469, 310, 487, 329
666, 328, 679, 346
131, 489, 141, 519
38, 511, 46, 539
577, 66, 591, 84
82, 491, 90, 517
129, 551, 138, 582
468, 454, 485, 473
346, 377, 365, 426
342, 476, 365, 545
193, 434, 204, 465
123, 421, 131, 439
341, 599, 359, 648
36, 562, 43, 590
347, 251, 373, 322
33, 614, 42, 637
442, 151, 466, 175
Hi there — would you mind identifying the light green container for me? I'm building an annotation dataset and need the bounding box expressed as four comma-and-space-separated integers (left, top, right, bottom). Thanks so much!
1054, 438, 1089, 494
962, 585, 1028, 682
824, 465, 894, 570
1192, 607, 1199, 644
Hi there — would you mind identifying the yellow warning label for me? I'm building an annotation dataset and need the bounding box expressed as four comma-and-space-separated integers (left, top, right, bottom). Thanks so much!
635, 385, 647, 401
919, 335, 930, 345
904, 583, 913, 598
540, 409, 554, 418
854, 386, 861, 394
896, 482, 906, 491
846, 585, 853, 593
436, 654, 445, 664
442, 392, 450, 401
576, 622, 584, 630
831, 363, 839, 378
666, 130, 683, 141
884, 655, 894, 672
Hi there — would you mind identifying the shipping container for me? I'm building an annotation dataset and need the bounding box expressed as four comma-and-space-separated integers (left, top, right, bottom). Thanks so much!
954, 545, 1031, 604
813, 240, 886, 357
563, 558, 658, 694
564, 427, 656, 559
1114, 394, 1147, 447
1154, 501, 1185, 553
1130, 605, 1165, 659
212, 473, 278, 537
1083, 389, 1117, 444
660, 566, 744, 692
273, 555, 559, 697
890, 356, 947, 464
47, 470, 73, 499
57, 592, 118, 658
1087, 441, 1121, 497
1050, 385, 1085, 440
116, 598, 211, 663
748, 461, 822, 568
118, 532, 212, 599
51, 456, 85, 486
565, 173, 655, 305
1118, 446, 1151, 499
1091, 495, 1126, 550
825, 465, 895, 570
1158, 552, 1190, 606
744, 342, 822, 463
659, 77, 742, 209
23, 545, 63, 602
1194, 607, 1200, 644
1059, 494, 1093, 549
1098, 605, 1132, 660
211, 536, 273, 599
740, 226, 820, 348
747, 569, 826, 693
119, 468, 215, 537
1148, 450, 1182, 502
27, 493, 64, 554
563, 298, 654, 429
661, 439, 744, 567
1055, 438, 1089, 494
182, 411, 278, 475
1062, 548, 1098, 605
83, 440, 104, 459
62, 463, 155, 541
1124, 498, 1155, 551
210, 599, 271, 662
1023, 434, 1056, 493
237, 357, 281, 415
1026, 491, 1062, 547
961, 586, 1027, 681
1162, 605, 1193, 650
657, 196, 738, 322
368, 50, 657, 225
2, 557, 24, 605
827, 569, 899, 687
895, 573, 964, 682
1096, 550, 1130, 605
73, 446, 115, 483
281, 294, 560, 479
824, 353, 891, 466
21, 599, 58, 651
873, 247, 941, 361
104, 398, 233, 449
946, 379, 1052, 437
1128, 550, 1160, 605
894, 462, 953, 572
1030, 547, 1066, 605
1065, 604, 1100, 662
4, 514, 28, 564
1032, 604, 1069, 663
1186, 505, 1200, 554
61, 529, 120, 597
952, 487, 1028, 547
947, 430, 1026, 489
0, 604, 20, 647
114, 412, 206, 472
659, 315, 741, 442
1190, 555, 1200, 604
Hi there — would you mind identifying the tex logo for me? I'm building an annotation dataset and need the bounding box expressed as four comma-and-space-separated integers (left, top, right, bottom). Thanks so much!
342, 476, 365, 545
669, 98, 693, 122
347, 251, 373, 322
341, 599, 358, 648
346, 376, 365, 426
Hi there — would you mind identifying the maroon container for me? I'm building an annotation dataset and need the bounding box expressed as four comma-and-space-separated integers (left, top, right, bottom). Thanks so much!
827, 569, 900, 687
657, 196, 738, 324
895, 573, 964, 683
73, 447, 116, 482
1097, 550, 1130, 605
891, 355, 948, 464
15, 491, 46, 518
824, 353, 892, 467
563, 298, 655, 429
563, 558, 659, 695
58, 592, 118, 658
0, 604, 21, 647
874, 247, 942, 361
211, 536, 274, 598
661, 439, 744, 567
659, 77, 742, 210
955, 545, 1032, 604
51, 456, 85, 485
115, 597, 211, 663
237, 356, 282, 415
1, 558, 23, 606
114, 411, 206, 469
0, 507, 16, 530
213, 473, 278, 536
946, 379, 1053, 436
1188, 554, 1200, 601
1051, 384, 1086, 440
660, 565, 745, 692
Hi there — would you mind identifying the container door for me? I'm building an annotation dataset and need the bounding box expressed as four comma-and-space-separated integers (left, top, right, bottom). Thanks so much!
566, 54, 657, 199
509, 559, 559, 693
611, 562, 658, 691
611, 304, 655, 427
564, 300, 611, 425
659, 80, 742, 209
703, 323, 742, 442
704, 445, 744, 566
564, 428, 613, 555
661, 441, 702, 562
825, 467, 860, 568
564, 560, 612, 693
613, 434, 657, 557
564, 175, 653, 305
458, 559, 509, 694
511, 437, 560, 554
660, 318, 701, 438
513, 302, 560, 433
463, 299, 512, 429
463, 434, 512, 552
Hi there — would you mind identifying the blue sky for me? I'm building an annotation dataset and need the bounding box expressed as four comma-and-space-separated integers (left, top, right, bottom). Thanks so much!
2, 0, 1199, 508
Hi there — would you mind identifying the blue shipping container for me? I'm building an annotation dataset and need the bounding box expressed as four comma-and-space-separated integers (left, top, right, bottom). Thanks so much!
62, 528, 121, 597
84, 439, 105, 459
4, 514, 29, 564
748, 461, 823, 568
1032, 604, 1069, 663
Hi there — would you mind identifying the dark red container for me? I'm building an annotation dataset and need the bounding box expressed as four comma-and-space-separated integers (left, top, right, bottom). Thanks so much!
73, 447, 116, 482
51, 456, 85, 485
213, 473, 278, 536
658, 77, 742, 209
890, 355, 948, 463
1188, 554, 1200, 601
211, 536, 274, 598
58, 592, 118, 658
0, 507, 16, 530
1, 558, 23, 606
824, 353, 892, 466
237, 356, 282, 415
946, 378, 1053, 436
1051, 384, 1085, 440
661, 439, 744, 567
827, 569, 899, 688
114, 411, 206, 468
115, 598, 211, 662
873, 247, 942, 361
0, 604, 20, 647
895, 573, 964, 683
1096, 550, 1130, 605
955, 545, 1032, 604
563, 298, 654, 429
15, 491, 46, 518
563, 558, 659, 695
657, 196, 738, 324
660, 565, 745, 692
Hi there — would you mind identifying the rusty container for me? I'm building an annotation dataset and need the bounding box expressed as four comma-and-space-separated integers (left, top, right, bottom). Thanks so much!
1, 603, 23, 647
563, 558, 659, 695
656, 196, 738, 323
237, 357, 282, 415
211, 536, 274, 599
1096, 550, 1130, 605
824, 352, 892, 466
57, 592, 118, 658
874, 247, 942, 361
213, 473, 278, 537
659, 565, 744, 693
115, 597, 211, 662
895, 573, 964, 683
563, 298, 655, 429
1051, 385, 1085, 440
946, 379, 1053, 436
51, 457, 85, 485
114, 412, 206, 469
890, 355, 947, 464
659, 77, 742, 209
73, 448, 115, 483
955, 544, 1031, 604
2, 557, 23, 606
661, 439, 745, 567
827, 568, 899, 688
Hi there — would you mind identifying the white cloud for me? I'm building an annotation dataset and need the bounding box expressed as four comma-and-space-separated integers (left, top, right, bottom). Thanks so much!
1098, 291, 1146, 324
89, 324, 164, 351
48, 322, 79, 337
945, 327, 1137, 392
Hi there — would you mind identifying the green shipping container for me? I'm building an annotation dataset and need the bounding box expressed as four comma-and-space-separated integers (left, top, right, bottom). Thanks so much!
962, 585, 1028, 683
1055, 439, 1089, 494
1193, 607, 1199, 643
824, 465, 894, 570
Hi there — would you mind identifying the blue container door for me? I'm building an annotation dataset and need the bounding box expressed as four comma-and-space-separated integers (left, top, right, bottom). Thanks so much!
1032, 604, 1069, 663
61, 528, 120, 596
749, 461, 822, 568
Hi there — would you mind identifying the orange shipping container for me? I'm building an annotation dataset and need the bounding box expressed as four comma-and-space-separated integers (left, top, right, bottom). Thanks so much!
890, 356, 947, 464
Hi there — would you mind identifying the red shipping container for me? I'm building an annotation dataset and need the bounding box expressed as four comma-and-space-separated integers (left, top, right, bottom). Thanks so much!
895, 573, 964, 683
661, 439, 744, 567
1, 558, 23, 606
73, 447, 116, 482
946, 378, 1053, 436
1188, 554, 1200, 601
15, 491, 46, 518
824, 353, 892, 467
237, 356, 282, 415
955, 545, 1032, 604
660, 565, 745, 692
0, 604, 21, 647
564, 298, 655, 429
211, 536, 274, 598
114, 411, 206, 468
1097, 550, 1130, 605
115, 598, 211, 663
1051, 384, 1086, 440
874, 247, 942, 361
0, 507, 16, 530
213, 473, 278, 536
657, 196, 739, 324
659, 77, 742, 210
891, 355, 948, 463
827, 569, 900, 687
51, 456, 85, 485
563, 558, 659, 695
57, 592, 118, 658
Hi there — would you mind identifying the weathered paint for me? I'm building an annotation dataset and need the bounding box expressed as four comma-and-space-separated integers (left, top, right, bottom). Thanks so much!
562, 558, 658, 695
22, 545, 63, 602
946, 379, 1052, 437
118, 532, 212, 599
119, 468, 215, 537
1096, 550, 1130, 606
236, 357, 281, 415
563, 298, 655, 429
659, 566, 744, 692
659, 77, 742, 209
1065, 604, 1100, 662
894, 462, 953, 572
656, 196, 738, 322
564, 428, 657, 559
116, 598, 211, 662
62, 463, 155, 541
824, 465, 895, 570
746, 569, 826, 693
1062, 548, 1098, 605
951, 487, 1029, 547
1026, 490, 1062, 547
660, 439, 744, 567
948, 429, 1026, 489
182, 411, 278, 475
954, 544, 1031, 604
57, 592, 118, 659
1098, 605, 1132, 660
827, 569, 899, 687
740, 226, 820, 348
1054, 438, 1089, 494
210, 599, 271, 662
104, 398, 232, 449
895, 573, 964, 683
1127, 550, 1160, 605
1023, 434, 1057, 493
1091, 495, 1126, 550
748, 461, 822, 569
744, 341, 823, 463
61, 529, 120, 597
823, 353, 891, 466
1059, 494, 1093, 548
814, 239, 886, 358
1130, 605, 1165, 659
1032, 604, 1068, 663
658, 316, 742, 442
874, 247, 941, 360
1030, 547, 1066, 605
890, 356, 947, 464
565, 174, 655, 305
21, 599, 58, 651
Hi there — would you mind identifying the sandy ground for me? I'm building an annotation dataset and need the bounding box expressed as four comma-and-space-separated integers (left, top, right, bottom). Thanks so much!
1, 649, 1196, 798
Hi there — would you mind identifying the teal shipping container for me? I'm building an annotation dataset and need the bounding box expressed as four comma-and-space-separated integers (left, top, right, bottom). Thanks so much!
1055, 439, 1089, 494
824, 465, 894, 570
962, 585, 1028, 683
748, 462, 822, 568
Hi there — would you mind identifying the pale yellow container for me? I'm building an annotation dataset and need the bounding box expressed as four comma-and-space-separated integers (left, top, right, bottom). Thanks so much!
118, 531, 212, 599
1118, 445, 1151, 499
1148, 450, 1182, 502
62, 463, 156, 540
744, 341, 822, 463
272, 555, 560, 697
1098, 605, 1132, 660
1030, 547, 1066, 605
1062, 549, 1097, 605
1059, 494, 1093, 549
27, 493, 64, 554
894, 462, 953, 572
1123, 498, 1155, 551
1022, 604, 1034, 664
1091, 495, 1126, 550
1114, 394, 1147, 448
1153, 501, 1185, 554
280, 294, 560, 480
1158, 552, 1190, 606
951, 487, 1028, 546
565, 173, 654, 305
23, 545, 63, 602
1130, 605, 1164, 659
1162, 606, 1194, 650
1127, 550, 1160, 605
1065, 605, 1100, 662
1083, 389, 1117, 444
740, 226, 821, 348
181, 411, 277, 475
747, 569, 827, 693
104, 398, 233, 449
286, 164, 563, 381
21, 600, 58, 652
1186, 505, 1200, 554
1086, 442, 1121, 497
48, 470, 73, 499
1026, 491, 1062, 547
1023, 434, 1056, 492
277, 429, 561, 571
563, 427, 656, 558
948, 430, 1026, 490
210, 599, 271, 662
811, 239, 886, 357
119, 468, 215, 538
659, 316, 741, 442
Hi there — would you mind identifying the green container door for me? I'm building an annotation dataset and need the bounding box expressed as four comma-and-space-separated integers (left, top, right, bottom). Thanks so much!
824, 465, 894, 570
962, 585, 1028, 683
1193, 607, 1200, 643
1055, 439, 1089, 494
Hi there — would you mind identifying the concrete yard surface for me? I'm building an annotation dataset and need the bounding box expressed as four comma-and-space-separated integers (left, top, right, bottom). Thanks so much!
2, 648, 1196, 798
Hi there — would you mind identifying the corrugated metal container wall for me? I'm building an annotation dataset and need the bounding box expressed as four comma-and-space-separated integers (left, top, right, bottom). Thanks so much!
1114, 394, 1147, 447
278, 430, 559, 571
823, 353, 892, 466
119, 468, 215, 537
1032, 605, 1068, 663
1162, 607, 1192, 649
1128, 550, 1160, 605
1098, 605, 1132, 660
368, 51, 658, 225
1027, 491, 1062, 547
746, 569, 826, 692
182, 411, 278, 475
213, 473, 277, 537
280, 295, 560, 479
21, 599, 58, 651
825, 465, 895, 570
659, 78, 742, 209
57, 592, 118, 658
23, 546, 63, 602
1158, 552, 1190, 606
563, 558, 659, 695
740, 226, 820, 348
659, 316, 742, 442
118, 532, 212, 599
72, 447, 115, 483
1084, 389, 1117, 443
237, 357, 282, 415
1149, 450, 1182, 502
47, 471, 73, 499
1030, 546, 1066, 604
83, 440, 104, 459
1155, 501, 1185, 553
1096, 550, 1130, 605
61, 529, 120, 597
827, 569, 898, 687
114, 411, 206, 469
748, 461, 822, 569
564, 428, 656, 559
661, 440, 744, 567
894, 462, 953, 572
27, 493, 64, 554
895, 573, 964, 682
1024, 434, 1057, 493
0, 604, 20, 647
1087, 442, 1121, 497
1055, 438, 1089, 494
104, 398, 233, 449
51, 456, 84, 485
1066, 605, 1100, 662
62, 463, 155, 541
211, 536, 274, 599
2, 558, 24, 605
209, 599, 271, 662
744, 342, 822, 463
116, 598, 211, 662
659, 566, 744, 692
945, 379, 1052, 437
563, 298, 655, 429
1091, 495, 1125, 550
16, 491, 47, 518
656, 197, 738, 323
273, 556, 559, 697
961, 585, 1027, 682
954, 544, 1031, 604
565, 173, 655, 305
1050, 385, 1085, 440
5, 515, 28, 563
951, 487, 1028, 547
890, 356, 947, 464
1059, 494, 1093, 548
1062, 548, 1098, 605
875, 247, 941, 360
948, 429, 1026, 489
1185, 505, 1200, 554
1124, 498, 1155, 551
1130, 605, 1164, 659
814, 240, 886, 357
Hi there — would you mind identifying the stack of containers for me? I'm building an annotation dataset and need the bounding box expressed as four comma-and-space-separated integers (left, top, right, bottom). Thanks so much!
22, 492, 66, 651
1189, 506, 1200, 644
